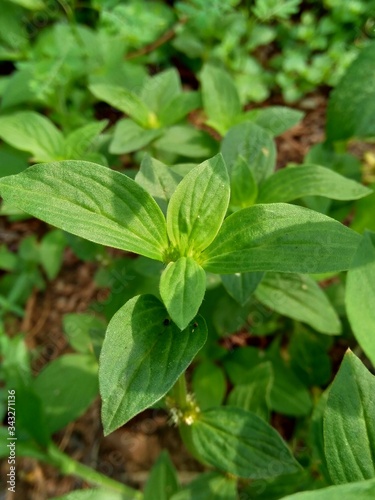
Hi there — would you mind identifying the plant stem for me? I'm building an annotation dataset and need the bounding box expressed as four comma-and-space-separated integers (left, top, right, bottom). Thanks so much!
173, 372, 188, 410
47, 442, 142, 498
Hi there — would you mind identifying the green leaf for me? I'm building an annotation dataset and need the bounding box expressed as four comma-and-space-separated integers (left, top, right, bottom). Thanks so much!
255, 273, 341, 335
8, 0, 45, 9
140, 68, 182, 116
154, 125, 217, 159
346, 232, 375, 366
109, 118, 162, 154
258, 165, 372, 204
144, 451, 179, 500
89, 83, 151, 127
159, 257, 206, 330
39, 229, 66, 280
0, 145, 28, 178
280, 479, 375, 500
327, 42, 375, 142
166, 154, 230, 257
221, 272, 264, 306
99, 295, 207, 435
33, 354, 98, 434
227, 362, 273, 420
221, 122, 276, 183
201, 64, 241, 135
246, 106, 304, 136
0, 161, 169, 261
201, 203, 361, 274
135, 155, 181, 215
63, 313, 106, 355
158, 92, 201, 127
64, 120, 108, 160
54, 490, 132, 500
171, 472, 237, 500
324, 350, 375, 484
0, 111, 64, 162
229, 156, 258, 210
188, 407, 301, 479
192, 361, 226, 411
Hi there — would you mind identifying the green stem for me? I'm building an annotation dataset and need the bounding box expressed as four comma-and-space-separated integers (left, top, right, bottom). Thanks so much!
47, 442, 142, 498
172, 372, 188, 410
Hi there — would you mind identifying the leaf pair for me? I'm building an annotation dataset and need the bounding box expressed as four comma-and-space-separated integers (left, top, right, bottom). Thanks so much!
0, 156, 363, 331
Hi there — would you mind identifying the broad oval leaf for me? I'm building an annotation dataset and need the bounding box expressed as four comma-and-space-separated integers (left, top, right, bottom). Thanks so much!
346, 232, 375, 366
247, 106, 304, 136
99, 295, 207, 435
201, 203, 361, 274
188, 407, 301, 479
280, 478, 375, 500
255, 272, 341, 335
159, 257, 206, 330
0, 161, 169, 261
258, 164, 371, 204
166, 154, 230, 257
324, 350, 375, 484
171, 472, 237, 500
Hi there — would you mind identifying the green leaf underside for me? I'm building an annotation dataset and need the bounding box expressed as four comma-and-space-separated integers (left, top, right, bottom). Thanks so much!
255, 273, 341, 335
0, 161, 168, 261
167, 154, 230, 257
201, 203, 360, 274
190, 407, 300, 479
160, 257, 206, 330
346, 233, 375, 366
258, 164, 371, 204
280, 478, 375, 499
99, 295, 207, 435
324, 350, 375, 484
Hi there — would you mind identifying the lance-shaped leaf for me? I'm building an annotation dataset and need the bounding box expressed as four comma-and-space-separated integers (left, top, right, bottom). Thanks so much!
166, 154, 230, 257
100, 295, 207, 435
188, 407, 301, 479
280, 479, 375, 500
0, 111, 65, 162
201, 203, 361, 274
109, 118, 162, 154
160, 257, 206, 330
324, 350, 375, 484
0, 161, 168, 261
201, 64, 242, 135
89, 83, 151, 127
346, 232, 375, 366
255, 272, 341, 335
258, 164, 372, 204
